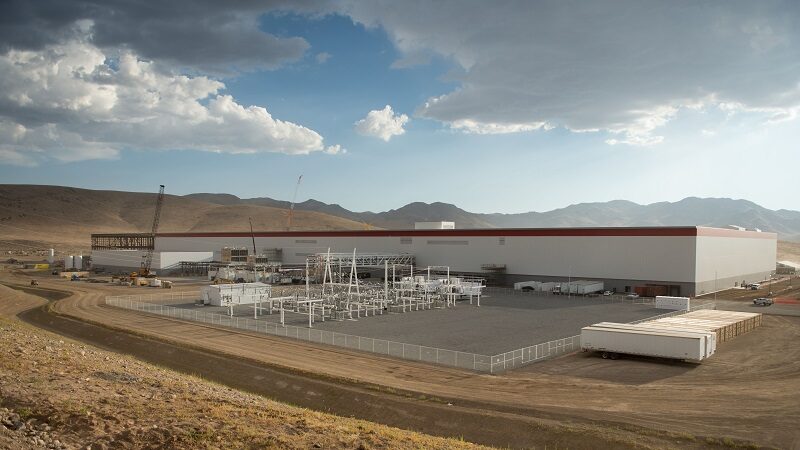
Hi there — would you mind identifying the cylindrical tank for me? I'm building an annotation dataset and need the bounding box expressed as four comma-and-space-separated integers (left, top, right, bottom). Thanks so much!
64, 255, 74, 269
74, 255, 83, 270
47, 249, 55, 264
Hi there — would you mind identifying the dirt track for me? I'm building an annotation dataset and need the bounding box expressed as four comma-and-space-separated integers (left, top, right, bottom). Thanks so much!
4, 271, 800, 449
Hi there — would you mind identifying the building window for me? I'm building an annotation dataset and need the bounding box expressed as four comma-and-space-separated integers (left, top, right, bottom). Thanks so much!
498, 237, 506, 245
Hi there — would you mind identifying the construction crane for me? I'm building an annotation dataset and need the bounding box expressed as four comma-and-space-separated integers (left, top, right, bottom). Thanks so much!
286, 175, 303, 231
139, 185, 165, 278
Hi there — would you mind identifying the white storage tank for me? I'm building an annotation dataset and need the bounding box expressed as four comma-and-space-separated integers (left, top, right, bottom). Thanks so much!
64, 255, 74, 270
47, 249, 55, 264
74, 255, 83, 271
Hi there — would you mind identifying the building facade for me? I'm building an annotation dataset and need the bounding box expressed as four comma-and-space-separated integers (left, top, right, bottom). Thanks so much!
91, 226, 776, 296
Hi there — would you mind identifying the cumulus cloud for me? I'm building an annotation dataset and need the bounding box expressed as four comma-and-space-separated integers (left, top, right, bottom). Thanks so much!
0, 37, 338, 165
340, 0, 800, 145
315, 52, 332, 64
0, 0, 317, 73
354, 105, 409, 141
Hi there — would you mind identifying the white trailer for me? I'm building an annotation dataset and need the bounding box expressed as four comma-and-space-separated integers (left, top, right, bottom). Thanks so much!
655, 296, 691, 311
590, 322, 716, 357
581, 325, 714, 361
539, 282, 559, 293
561, 280, 604, 295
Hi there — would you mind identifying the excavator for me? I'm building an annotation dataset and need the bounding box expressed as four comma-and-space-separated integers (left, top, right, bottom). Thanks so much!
130, 185, 165, 286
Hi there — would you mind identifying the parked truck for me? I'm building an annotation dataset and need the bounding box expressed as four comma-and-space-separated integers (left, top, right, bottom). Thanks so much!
513, 281, 541, 291
581, 324, 715, 361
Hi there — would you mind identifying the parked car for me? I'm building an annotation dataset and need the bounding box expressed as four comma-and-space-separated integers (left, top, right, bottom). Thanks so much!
753, 297, 773, 306
750, 283, 761, 290
602, 290, 613, 296
626, 293, 640, 299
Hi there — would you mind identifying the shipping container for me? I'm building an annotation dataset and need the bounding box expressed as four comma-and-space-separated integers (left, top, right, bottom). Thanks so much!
634, 285, 668, 297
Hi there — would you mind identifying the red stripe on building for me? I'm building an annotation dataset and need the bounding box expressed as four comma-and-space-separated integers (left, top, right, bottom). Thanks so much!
155, 227, 713, 239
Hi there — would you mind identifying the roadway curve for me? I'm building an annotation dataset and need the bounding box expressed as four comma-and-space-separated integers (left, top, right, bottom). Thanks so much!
3, 271, 799, 449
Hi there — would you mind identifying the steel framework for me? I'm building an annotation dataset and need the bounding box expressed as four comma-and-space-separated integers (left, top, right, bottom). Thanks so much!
91, 233, 154, 250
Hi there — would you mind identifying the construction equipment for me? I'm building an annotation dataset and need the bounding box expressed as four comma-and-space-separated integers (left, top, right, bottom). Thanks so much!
286, 175, 303, 231
248, 217, 257, 255
137, 185, 165, 278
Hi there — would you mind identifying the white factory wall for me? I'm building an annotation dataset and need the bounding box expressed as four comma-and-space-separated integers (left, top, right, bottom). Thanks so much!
91, 250, 213, 270
694, 231, 776, 293
155, 234, 698, 282
158, 252, 214, 269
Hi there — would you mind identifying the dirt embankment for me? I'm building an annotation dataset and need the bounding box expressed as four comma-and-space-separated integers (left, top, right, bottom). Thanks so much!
0, 314, 494, 450
3, 272, 798, 449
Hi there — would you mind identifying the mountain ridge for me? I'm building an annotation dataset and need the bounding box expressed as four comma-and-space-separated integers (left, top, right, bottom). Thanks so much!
186, 192, 800, 240
2, 186, 799, 254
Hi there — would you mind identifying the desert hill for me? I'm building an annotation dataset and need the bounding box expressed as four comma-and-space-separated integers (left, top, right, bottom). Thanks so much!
190, 192, 800, 242
3, 185, 800, 262
0, 185, 370, 252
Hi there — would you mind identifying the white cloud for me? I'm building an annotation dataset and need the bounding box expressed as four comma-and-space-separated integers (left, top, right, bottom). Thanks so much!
323, 144, 346, 155
354, 105, 409, 141
340, 1, 800, 145
315, 52, 332, 64
0, 37, 341, 165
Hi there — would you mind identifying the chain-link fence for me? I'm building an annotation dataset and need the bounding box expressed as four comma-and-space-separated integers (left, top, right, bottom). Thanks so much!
106, 295, 493, 372
105, 294, 715, 374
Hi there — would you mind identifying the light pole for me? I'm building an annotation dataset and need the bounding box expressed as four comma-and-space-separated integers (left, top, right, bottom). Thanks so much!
568, 265, 572, 300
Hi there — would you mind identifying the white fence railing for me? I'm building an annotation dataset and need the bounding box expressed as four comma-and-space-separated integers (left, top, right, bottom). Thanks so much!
106, 296, 493, 372
104, 294, 715, 374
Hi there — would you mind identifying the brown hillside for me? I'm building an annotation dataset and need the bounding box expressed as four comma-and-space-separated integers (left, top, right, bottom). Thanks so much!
0, 185, 369, 252
778, 240, 800, 265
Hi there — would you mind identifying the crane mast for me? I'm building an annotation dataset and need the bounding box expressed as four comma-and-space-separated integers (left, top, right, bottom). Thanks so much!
286, 175, 303, 231
140, 184, 165, 277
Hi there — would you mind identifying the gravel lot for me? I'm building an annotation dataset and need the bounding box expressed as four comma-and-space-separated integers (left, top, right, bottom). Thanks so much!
167, 291, 661, 354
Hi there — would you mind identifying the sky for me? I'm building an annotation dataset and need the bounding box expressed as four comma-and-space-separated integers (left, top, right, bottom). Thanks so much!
0, 0, 798, 213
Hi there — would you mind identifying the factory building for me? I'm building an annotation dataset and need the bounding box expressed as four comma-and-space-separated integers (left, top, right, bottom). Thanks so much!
91, 226, 776, 296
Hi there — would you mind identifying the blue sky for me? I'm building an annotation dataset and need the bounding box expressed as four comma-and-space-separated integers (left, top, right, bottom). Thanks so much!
1, 2, 798, 213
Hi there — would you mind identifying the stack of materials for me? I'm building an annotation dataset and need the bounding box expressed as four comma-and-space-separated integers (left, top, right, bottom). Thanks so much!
647, 310, 762, 344
581, 310, 762, 361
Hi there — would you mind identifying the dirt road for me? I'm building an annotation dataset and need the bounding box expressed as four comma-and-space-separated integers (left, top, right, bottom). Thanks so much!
4, 271, 799, 449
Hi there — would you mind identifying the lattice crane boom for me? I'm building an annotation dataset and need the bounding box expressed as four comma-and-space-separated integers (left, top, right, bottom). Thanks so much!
140, 184, 165, 277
